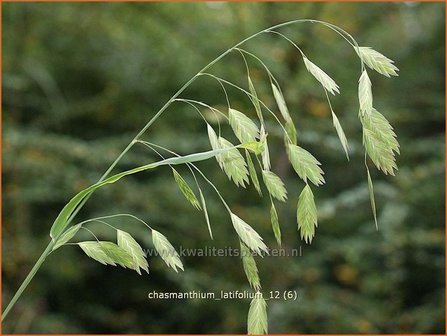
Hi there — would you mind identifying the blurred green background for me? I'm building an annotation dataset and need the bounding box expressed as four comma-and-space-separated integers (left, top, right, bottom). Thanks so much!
2, 2, 445, 334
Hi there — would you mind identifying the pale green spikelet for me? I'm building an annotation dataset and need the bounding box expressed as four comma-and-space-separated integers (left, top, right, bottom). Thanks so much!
78, 241, 117, 266
271, 82, 292, 122
240, 241, 261, 291
207, 124, 220, 152
284, 119, 297, 145
287, 144, 325, 186
247, 292, 268, 335
117, 230, 149, 275
208, 123, 250, 187
246, 151, 262, 196
331, 111, 349, 160
260, 125, 271, 171
248, 76, 264, 123
152, 230, 184, 272
366, 165, 378, 230
199, 188, 213, 239
229, 108, 260, 143
297, 184, 318, 244
99, 241, 136, 269
356, 46, 399, 77
218, 137, 250, 187
303, 56, 340, 95
231, 213, 268, 255
262, 170, 287, 202
358, 70, 373, 116
172, 168, 201, 210
270, 202, 281, 246
360, 108, 400, 175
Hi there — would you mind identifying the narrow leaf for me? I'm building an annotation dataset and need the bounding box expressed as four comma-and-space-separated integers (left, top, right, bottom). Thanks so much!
358, 70, 373, 116
246, 151, 262, 196
297, 185, 318, 244
356, 46, 399, 77
231, 213, 268, 255
53, 224, 82, 251
152, 230, 184, 272
247, 293, 268, 335
50, 145, 239, 240
270, 202, 281, 246
262, 170, 287, 202
117, 230, 149, 275
172, 168, 201, 210
331, 111, 349, 160
303, 56, 340, 95
240, 241, 261, 291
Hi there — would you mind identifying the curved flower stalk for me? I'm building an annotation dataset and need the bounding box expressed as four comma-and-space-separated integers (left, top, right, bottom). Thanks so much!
3, 19, 399, 334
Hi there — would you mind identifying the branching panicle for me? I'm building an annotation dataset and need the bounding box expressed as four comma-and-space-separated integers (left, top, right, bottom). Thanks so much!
4, 20, 401, 333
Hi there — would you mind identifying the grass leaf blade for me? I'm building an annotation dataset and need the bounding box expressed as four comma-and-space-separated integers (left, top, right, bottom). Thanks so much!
53, 224, 82, 251
50, 146, 238, 240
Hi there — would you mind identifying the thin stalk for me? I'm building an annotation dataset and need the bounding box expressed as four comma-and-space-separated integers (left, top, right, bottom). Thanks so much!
267, 30, 305, 57
80, 226, 101, 241
199, 73, 293, 143
79, 214, 153, 231
3, 19, 363, 320
2, 241, 55, 320
175, 98, 229, 121
175, 99, 223, 135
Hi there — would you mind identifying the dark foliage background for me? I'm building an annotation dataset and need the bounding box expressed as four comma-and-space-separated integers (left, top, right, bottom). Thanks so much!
2, 2, 445, 334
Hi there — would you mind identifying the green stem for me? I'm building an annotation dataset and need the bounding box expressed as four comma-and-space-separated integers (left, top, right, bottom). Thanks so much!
2, 240, 55, 321
2, 18, 360, 321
